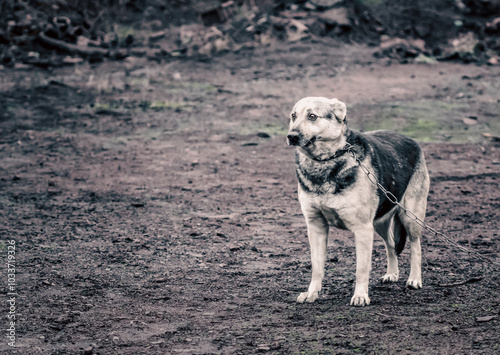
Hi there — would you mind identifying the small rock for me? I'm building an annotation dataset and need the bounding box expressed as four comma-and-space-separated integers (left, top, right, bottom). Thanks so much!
486, 17, 500, 31
257, 132, 271, 138
14, 63, 32, 70
257, 344, 271, 352
415, 54, 437, 64
286, 20, 310, 43
214, 37, 231, 53
62, 56, 84, 64
55, 315, 72, 324
83, 346, 93, 355
27, 51, 39, 59
476, 315, 498, 323
462, 117, 478, 125
130, 48, 147, 57
318, 8, 350, 27
304, 2, 317, 11
309, 0, 344, 8
483, 133, 500, 142
77, 36, 99, 48
149, 30, 166, 42
198, 42, 214, 56
487, 56, 499, 65
279, 11, 308, 20
48, 323, 63, 331
440, 32, 480, 62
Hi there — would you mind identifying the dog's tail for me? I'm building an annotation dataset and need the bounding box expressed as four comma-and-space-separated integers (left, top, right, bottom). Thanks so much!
393, 215, 407, 255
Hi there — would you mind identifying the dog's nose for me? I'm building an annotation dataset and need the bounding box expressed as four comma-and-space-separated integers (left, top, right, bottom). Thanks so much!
287, 132, 300, 146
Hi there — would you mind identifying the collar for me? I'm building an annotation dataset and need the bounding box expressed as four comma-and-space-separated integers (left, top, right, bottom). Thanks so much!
311, 142, 353, 162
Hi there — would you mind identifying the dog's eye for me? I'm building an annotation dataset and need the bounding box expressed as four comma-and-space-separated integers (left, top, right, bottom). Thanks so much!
291, 113, 297, 121
308, 113, 318, 121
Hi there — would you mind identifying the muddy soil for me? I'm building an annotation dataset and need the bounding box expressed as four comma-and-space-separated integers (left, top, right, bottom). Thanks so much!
0, 42, 499, 354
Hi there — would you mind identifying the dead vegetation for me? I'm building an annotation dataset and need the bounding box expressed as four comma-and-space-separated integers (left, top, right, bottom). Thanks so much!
0, 0, 500, 68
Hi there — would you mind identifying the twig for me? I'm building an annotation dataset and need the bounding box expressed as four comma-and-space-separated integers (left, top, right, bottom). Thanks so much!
438, 277, 483, 287
38, 32, 109, 57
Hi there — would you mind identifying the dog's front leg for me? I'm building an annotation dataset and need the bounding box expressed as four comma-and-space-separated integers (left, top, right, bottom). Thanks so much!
297, 211, 329, 303
350, 224, 374, 306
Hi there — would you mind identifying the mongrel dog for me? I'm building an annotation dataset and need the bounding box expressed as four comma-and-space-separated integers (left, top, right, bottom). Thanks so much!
287, 97, 430, 306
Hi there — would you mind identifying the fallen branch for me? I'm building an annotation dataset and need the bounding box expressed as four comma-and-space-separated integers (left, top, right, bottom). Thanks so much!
438, 277, 483, 287
38, 31, 109, 57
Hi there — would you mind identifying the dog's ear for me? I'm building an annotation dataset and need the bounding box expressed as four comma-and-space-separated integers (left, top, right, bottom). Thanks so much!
329, 98, 347, 123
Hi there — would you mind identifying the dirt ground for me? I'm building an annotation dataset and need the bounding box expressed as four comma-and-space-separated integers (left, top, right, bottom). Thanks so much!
1, 41, 500, 354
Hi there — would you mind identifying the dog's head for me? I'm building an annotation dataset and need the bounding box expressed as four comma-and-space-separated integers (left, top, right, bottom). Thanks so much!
287, 97, 347, 160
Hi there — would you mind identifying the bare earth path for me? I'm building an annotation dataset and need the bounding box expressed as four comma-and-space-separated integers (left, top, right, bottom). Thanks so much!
0, 42, 499, 354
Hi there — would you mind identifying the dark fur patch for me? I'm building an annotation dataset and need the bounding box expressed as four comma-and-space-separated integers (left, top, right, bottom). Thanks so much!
296, 168, 310, 192
337, 166, 358, 191
360, 131, 422, 219
295, 153, 357, 194
328, 159, 347, 178
328, 209, 348, 230
393, 214, 407, 255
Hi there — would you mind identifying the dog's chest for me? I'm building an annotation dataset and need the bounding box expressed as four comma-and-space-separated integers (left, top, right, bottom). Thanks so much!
295, 154, 358, 196
310, 194, 349, 229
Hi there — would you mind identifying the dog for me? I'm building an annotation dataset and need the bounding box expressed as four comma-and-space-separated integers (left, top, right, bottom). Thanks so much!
287, 97, 430, 306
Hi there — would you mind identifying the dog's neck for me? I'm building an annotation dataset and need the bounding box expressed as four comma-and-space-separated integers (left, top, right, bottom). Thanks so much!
310, 144, 351, 162
299, 132, 351, 163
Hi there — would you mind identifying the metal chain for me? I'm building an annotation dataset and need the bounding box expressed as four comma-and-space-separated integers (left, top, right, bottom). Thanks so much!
345, 146, 500, 267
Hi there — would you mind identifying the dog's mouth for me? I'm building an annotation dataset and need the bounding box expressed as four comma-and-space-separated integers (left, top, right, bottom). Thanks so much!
303, 136, 316, 147
287, 132, 317, 147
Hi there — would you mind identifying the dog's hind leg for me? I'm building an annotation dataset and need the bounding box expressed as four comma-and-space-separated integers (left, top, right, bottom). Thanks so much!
400, 158, 430, 289
400, 212, 424, 289
375, 215, 401, 284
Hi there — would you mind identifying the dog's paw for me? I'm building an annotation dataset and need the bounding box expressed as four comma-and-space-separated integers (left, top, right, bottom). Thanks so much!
406, 278, 422, 289
297, 291, 319, 303
350, 293, 370, 307
381, 273, 399, 283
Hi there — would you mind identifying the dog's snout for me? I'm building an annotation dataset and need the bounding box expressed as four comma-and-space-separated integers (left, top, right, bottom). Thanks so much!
287, 131, 300, 146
